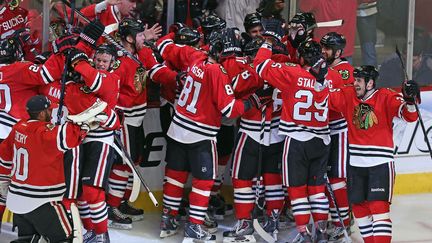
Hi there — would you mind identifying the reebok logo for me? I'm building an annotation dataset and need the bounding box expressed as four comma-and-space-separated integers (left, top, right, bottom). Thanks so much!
371, 188, 385, 192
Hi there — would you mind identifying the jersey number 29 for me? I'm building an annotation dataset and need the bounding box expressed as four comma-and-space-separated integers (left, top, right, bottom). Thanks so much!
293, 90, 328, 122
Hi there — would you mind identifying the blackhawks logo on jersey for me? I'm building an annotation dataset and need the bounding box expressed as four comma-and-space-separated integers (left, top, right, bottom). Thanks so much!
134, 67, 147, 93
353, 103, 378, 130
338, 69, 350, 80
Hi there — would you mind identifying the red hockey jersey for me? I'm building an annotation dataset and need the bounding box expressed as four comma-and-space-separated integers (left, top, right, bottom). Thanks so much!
0, 59, 59, 139
167, 60, 246, 143
0, 120, 84, 214
0, 6, 28, 39
254, 43, 330, 144
329, 87, 418, 167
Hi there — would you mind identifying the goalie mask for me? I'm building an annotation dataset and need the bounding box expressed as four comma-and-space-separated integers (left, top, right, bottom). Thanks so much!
0, 38, 23, 64
201, 14, 226, 43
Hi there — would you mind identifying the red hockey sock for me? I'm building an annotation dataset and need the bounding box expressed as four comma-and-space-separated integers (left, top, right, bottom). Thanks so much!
188, 178, 214, 224
288, 185, 311, 227
352, 202, 374, 243
232, 178, 254, 220
107, 164, 130, 207
162, 168, 188, 216
308, 185, 329, 222
123, 172, 134, 200
263, 173, 284, 216
0, 204, 5, 221
80, 185, 107, 235
326, 177, 350, 226
77, 200, 94, 231
369, 201, 392, 243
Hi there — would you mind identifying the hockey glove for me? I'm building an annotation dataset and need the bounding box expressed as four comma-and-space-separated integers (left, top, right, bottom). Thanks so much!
34, 51, 52, 64
12, 28, 32, 48
79, 19, 105, 48
52, 34, 78, 54
288, 23, 308, 48
176, 71, 187, 88
402, 79, 421, 104
67, 48, 88, 68
247, 87, 274, 109
261, 18, 284, 42
309, 57, 328, 85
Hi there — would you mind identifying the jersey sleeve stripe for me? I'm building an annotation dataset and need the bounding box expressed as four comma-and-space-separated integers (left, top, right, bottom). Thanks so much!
158, 39, 173, 56
148, 64, 164, 80
89, 72, 102, 92
40, 65, 54, 84
104, 111, 117, 128
221, 100, 235, 117
256, 59, 270, 77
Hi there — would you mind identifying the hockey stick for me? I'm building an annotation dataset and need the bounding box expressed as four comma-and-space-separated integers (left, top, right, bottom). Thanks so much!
61, 0, 144, 68
395, 46, 432, 159
70, 203, 83, 243
324, 175, 352, 243
56, 0, 75, 125
316, 19, 344, 28
112, 134, 159, 207
252, 107, 276, 243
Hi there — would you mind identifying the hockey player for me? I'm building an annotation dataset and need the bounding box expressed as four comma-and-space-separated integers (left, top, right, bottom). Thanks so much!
105, 17, 177, 230
320, 32, 355, 240
0, 95, 103, 242
329, 66, 419, 243
223, 35, 286, 243
254, 35, 331, 242
158, 28, 270, 242
242, 12, 263, 45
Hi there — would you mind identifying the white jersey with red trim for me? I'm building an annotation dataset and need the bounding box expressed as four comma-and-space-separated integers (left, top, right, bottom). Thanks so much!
254, 43, 330, 144
329, 87, 418, 167
0, 120, 84, 214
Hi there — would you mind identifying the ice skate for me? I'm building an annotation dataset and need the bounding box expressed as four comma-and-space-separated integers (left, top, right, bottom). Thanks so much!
223, 219, 256, 243
160, 207, 179, 238
83, 230, 97, 243
107, 206, 132, 230
118, 201, 144, 221
183, 221, 216, 243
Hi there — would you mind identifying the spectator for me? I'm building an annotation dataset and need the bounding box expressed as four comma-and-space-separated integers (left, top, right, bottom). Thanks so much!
216, 0, 261, 32
357, 0, 378, 67
378, 30, 432, 88
299, 0, 357, 63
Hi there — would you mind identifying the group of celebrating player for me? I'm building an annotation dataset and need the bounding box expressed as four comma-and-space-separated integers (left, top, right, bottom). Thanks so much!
0, 0, 422, 243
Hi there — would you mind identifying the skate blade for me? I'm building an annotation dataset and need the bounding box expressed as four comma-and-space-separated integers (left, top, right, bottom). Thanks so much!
182, 237, 216, 243
129, 214, 144, 222
214, 214, 224, 221
204, 226, 218, 234
107, 221, 133, 230
223, 235, 256, 243
160, 229, 178, 238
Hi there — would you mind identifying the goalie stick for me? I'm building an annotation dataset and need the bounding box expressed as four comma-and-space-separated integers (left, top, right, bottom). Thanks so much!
252, 106, 277, 243
395, 46, 432, 159
61, 0, 144, 68
112, 135, 159, 207
70, 203, 83, 243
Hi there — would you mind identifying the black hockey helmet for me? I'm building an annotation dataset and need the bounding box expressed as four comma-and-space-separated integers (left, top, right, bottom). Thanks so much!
118, 17, 145, 41
243, 37, 264, 57
320, 32, 346, 50
208, 31, 224, 62
220, 28, 242, 58
297, 40, 322, 66
244, 13, 262, 32
174, 27, 201, 46
289, 12, 317, 31
201, 14, 226, 38
353, 65, 379, 84
0, 38, 23, 64
95, 43, 117, 59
